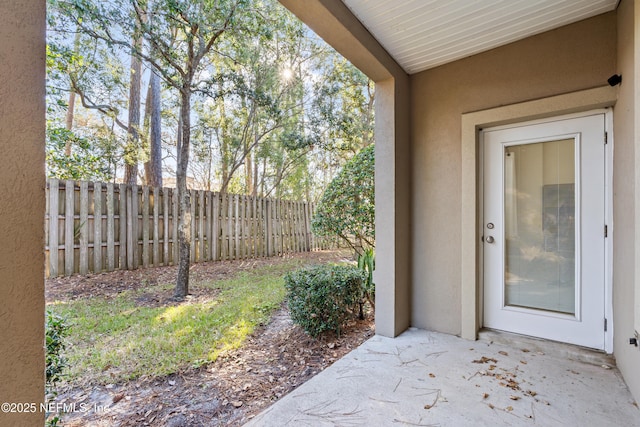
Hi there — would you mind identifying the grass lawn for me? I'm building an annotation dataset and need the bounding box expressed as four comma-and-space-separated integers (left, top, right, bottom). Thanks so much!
47, 258, 328, 384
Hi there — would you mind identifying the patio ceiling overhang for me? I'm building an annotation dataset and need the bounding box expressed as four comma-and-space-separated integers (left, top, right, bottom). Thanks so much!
340, 0, 619, 75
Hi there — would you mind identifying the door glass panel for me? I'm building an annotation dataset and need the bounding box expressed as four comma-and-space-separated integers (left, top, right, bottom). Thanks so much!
504, 139, 576, 314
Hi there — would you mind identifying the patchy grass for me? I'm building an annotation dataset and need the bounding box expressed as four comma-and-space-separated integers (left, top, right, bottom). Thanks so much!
47, 260, 325, 385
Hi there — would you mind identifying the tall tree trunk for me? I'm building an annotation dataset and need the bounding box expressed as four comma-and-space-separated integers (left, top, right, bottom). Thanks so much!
176, 108, 183, 156
219, 91, 229, 192
142, 81, 152, 184
261, 156, 267, 197
124, 34, 142, 185
64, 31, 81, 156
64, 92, 76, 157
252, 153, 259, 197
144, 70, 163, 187
245, 138, 253, 194
175, 88, 192, 298
207, 131, 213, 191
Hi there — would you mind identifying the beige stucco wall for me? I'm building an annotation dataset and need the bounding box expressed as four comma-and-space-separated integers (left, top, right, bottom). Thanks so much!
614, 0, 640, 403
0, 0, 46, 425
411, 12, 617, 335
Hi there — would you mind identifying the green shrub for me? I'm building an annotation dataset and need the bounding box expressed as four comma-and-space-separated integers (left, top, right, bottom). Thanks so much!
45, 310, 69, 427
312, 144, 374, 254
285, 265, 366, 337
357, 248, 375, 311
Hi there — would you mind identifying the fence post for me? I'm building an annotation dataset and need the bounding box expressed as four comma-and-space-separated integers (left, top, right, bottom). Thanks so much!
79, 181, 89, 274
142, 186, 150, 268
304, 201, 313, 252
119, 183, 127, 270
265, 199, 271, 256
93, 181, 102, 273
48, 179, 59, 277
153, 187, 160, 266
205, 191, 212, 261
63, 180, 75, 276
212, 192, 220, 261
171, 187, 179, 265
132, 185, 140, 269
126, 185, 134, 269
227, 193, 233, 260
198, 190, 205, 262
106, 183, 115, 272
163, 187, 169, 266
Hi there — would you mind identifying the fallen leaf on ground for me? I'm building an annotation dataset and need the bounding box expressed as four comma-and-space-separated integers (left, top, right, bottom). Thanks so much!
510, 396, 520, 401
472, 356, 498, 364
112, 394, 124, 404
498, 351, 509, 356
429, 373, 435, 378
482, 393, 489, 399
231, 401, 243, 408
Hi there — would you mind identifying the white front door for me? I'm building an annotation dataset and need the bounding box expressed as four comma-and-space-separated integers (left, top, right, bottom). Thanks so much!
483, 112, 607, 350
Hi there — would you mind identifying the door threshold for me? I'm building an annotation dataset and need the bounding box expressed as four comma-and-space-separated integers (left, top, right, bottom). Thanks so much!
478, 329, 615, 367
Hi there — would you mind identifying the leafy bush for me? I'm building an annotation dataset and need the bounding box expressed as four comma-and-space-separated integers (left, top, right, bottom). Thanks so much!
312, 144, 374, 254
46, 126, 116, 181
45, 310, 69, 427
285, 265, 366, 337
357, 248, 375, 311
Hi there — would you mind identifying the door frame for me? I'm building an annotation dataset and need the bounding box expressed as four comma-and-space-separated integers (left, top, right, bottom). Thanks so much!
459, 86, 616, 353
480, 111, 609, 349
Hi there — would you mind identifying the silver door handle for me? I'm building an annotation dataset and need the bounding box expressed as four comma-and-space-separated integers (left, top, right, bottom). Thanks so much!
485, 236, 495, 243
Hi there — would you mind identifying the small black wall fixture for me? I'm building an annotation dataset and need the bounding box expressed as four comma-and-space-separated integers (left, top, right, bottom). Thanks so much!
607, 74, 622, 86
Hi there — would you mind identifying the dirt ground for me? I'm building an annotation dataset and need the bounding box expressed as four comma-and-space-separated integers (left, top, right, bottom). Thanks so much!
47, 250, 375, 426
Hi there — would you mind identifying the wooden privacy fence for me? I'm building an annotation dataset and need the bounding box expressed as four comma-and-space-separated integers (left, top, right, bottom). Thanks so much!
45, 179, 335, 278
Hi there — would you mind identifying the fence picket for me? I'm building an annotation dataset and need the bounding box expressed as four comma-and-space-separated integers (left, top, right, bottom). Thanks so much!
119, 184, 127, 269
198, 190, 205, 262
142, 186, 150, 268
93, 182, 102, 273
212, 192, 220, 261
172, 188, 179, 265
163, 188, 169, 265
153, 187, 160, 266
49, 179, 59, 277
64, 180, 75, 276
190, 189, 196, 261
79, 181, 89, 275
106, 183, 115, 271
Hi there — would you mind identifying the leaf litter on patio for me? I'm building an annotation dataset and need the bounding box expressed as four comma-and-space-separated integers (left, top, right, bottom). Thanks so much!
468, 348, 546, 420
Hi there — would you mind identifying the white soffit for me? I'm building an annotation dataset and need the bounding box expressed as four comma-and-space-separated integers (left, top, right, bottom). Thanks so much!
342, 0, 618, 74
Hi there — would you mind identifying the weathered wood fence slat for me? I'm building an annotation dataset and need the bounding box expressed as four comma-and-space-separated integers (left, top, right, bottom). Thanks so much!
44, 178, 335, 278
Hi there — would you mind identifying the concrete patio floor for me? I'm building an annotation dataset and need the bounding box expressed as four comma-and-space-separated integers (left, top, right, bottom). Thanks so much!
245, 328, 639, 426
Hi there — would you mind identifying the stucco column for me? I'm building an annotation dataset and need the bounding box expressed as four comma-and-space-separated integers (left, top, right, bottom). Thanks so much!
374, 78, 412, 337
0, 0, 46, 425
